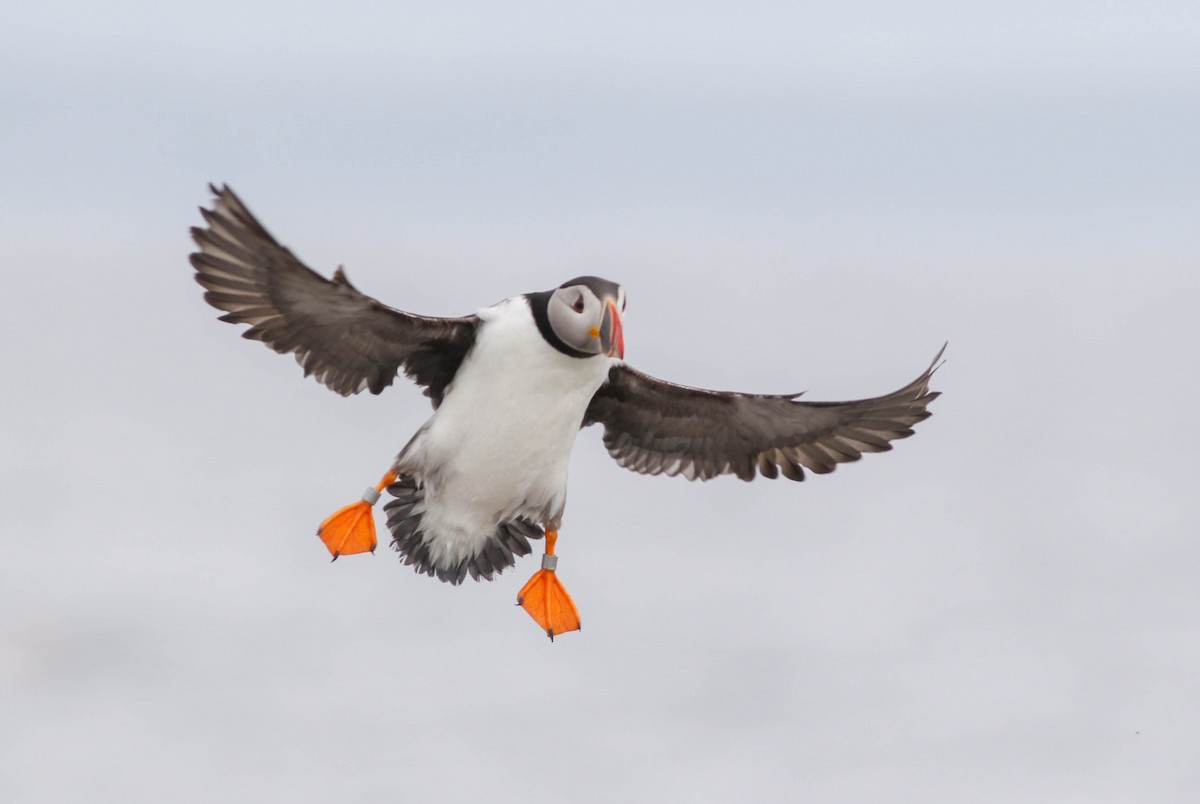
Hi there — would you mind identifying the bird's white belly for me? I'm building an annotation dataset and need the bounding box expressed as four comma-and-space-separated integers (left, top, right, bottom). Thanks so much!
394, 298, 611, 567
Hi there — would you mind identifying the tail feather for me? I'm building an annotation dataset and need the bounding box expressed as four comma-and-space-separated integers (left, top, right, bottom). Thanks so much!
382, 475, 544, 585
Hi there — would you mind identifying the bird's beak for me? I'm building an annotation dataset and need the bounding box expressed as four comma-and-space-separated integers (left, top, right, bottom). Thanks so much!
600, 298, 624, 359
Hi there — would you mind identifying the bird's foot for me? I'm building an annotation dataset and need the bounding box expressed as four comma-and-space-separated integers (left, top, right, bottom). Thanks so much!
516, 530, 581, 640
317, 471, 397, 559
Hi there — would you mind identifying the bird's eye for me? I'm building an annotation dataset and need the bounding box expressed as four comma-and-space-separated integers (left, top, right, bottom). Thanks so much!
571, 296, 585, 313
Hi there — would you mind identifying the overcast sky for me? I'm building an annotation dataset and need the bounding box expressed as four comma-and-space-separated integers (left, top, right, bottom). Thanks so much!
2, 2, 1198, 802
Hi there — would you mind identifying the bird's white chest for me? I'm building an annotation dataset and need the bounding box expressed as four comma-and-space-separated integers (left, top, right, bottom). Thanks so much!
402, 297, 611, 530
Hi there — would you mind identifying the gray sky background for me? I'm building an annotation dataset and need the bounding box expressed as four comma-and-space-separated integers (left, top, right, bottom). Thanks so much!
2, 2, 1198, 802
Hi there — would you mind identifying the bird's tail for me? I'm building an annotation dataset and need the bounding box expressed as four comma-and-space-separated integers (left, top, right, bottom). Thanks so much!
383, 475, 545, 585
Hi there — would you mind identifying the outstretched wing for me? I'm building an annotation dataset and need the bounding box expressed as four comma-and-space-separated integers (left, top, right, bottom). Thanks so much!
189, 184, 478, 404
583, 346, 944, 482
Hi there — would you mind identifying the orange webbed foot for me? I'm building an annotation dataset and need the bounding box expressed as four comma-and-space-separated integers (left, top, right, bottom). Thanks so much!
517, 568, 581, 640
516, 529, 580, 640
317, 501, 377, 559
317, 471, 397, 560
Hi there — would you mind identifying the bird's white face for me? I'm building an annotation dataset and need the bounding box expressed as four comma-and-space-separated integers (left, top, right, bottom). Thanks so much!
547, 280, 626, 358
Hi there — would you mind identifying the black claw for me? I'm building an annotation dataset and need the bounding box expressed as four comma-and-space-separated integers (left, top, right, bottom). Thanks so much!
330, 553, 339, 562
547, 629, 555, 642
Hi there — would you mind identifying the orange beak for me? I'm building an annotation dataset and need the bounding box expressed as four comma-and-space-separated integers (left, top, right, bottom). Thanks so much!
600, 299, 624, 359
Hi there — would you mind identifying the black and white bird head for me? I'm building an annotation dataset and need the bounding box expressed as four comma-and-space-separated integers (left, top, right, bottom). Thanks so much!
530, 277, 626, 360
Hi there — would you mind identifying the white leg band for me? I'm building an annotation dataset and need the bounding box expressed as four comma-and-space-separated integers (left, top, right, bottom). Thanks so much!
541, 554, 558, 571
362, 487, 381, 505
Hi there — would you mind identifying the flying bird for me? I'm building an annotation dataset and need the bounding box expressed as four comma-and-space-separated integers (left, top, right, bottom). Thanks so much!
190, 185, 943, 639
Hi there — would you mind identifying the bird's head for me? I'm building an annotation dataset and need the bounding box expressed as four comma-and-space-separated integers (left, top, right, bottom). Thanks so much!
545, 276, 625, 359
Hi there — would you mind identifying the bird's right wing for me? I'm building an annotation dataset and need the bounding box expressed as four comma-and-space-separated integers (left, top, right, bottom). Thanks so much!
189, 184, 478, 404
583, 346, 944, 481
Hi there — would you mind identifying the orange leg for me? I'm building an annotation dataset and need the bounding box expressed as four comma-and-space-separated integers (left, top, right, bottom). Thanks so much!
317, 471, 398, 560
517, 529, 581, 641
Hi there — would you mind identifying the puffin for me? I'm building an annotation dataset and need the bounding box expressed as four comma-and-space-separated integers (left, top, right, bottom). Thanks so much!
190, 185, 944, 639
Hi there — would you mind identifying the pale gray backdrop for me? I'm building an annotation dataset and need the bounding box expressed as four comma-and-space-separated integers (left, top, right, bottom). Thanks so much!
2, 2, 1198, 802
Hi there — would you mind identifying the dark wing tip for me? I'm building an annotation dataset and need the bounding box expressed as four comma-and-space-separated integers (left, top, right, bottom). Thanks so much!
928, 341, 949, 376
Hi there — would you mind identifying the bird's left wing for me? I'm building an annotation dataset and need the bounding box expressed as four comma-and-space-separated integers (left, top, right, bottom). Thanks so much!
583, 346, 944, 481
189, 184, 478, 404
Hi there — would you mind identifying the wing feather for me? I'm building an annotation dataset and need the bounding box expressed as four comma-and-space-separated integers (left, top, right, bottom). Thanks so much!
189, 184, 478, 403
583, 345, 944, 482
